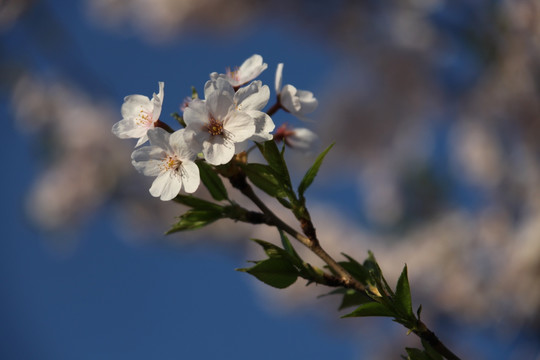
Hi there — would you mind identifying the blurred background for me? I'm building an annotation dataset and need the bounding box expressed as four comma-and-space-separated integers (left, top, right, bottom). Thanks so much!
2, 0, 540, 358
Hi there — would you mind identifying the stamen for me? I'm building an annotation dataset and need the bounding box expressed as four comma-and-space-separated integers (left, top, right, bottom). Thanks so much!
162, 155, 182, 172
206, 116, 224, 136
136, 108, 154, 128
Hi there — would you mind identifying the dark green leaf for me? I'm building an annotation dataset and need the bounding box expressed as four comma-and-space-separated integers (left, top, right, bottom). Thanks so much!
166, 209, 223, 234
279, 230, 301, 261
420, 340, 444, 360
342, 301, 395, 318
340, 253, 371, 284
197, 160, 228, 201
244, 163, 287, 198
173, 195, 223, 211
395, 265, 414, 318
320, 288, 373, 311
276, 197, 292, 209
255, 141, 293, 191
298, 143, 334, 199
405, 348, 431, 360
237, 257, 298, 289
364, 251, 394, 297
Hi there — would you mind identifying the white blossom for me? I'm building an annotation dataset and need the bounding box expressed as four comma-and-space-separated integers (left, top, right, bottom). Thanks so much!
131, 128, 200, 201
112, 82, 164, 147
184, 77, 258, 165
207, 79, 275, 143
210, 54, 268, 88
275, 63, 318, 119
274, 123, 318, 153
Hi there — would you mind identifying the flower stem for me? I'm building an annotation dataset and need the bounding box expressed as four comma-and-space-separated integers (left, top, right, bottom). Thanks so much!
228, 171, 461, 360
266, 101, 281, 117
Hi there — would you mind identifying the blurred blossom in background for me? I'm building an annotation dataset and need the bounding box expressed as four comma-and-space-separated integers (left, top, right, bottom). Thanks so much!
2, 0, 540, 359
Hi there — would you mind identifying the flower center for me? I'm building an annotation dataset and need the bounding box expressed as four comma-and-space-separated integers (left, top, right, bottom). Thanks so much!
136, 109, 154, 128
206, 116, 224, 136
162, 154, 181, 172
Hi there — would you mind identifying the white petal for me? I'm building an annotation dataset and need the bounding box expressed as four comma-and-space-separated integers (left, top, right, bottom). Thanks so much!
206, 78, 234, 119
245, 110, 274, 141
234, 82, 269, 111
112, 119, 147, 139
275, 63, 284, 94
170, 129, 197, 161
121, 95, 151, 119
131, 146, 167, 176
135, 134, 149, 147
147, 128, 173, 153
280, 85, 301, 112
238, 54, 268, 83
203, 136, 235, 165
296, 89, 318, 115
151, 81, 164, 120
180, 161, 200, 193
223, 111, 256, 142
149, 171, 173, 199
288, 128, 319, 151
183, 99, 208, 128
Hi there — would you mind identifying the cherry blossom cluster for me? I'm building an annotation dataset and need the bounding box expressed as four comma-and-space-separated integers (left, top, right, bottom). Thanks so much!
112, 54, 318, 201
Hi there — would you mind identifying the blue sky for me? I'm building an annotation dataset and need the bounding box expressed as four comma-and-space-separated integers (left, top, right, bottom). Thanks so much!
0, 1, 360, 359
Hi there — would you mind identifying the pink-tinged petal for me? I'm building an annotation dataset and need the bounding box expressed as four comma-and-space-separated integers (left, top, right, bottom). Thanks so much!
245, 110, 274, 141
151, 81, 164, 120
180, 161, 200, 193
296, 90, 318, 114
112, 119, 147, 139
203, 136, 235, 165
234, 81, 269, 111
223, 111, 256, 142
275, 63, 284, 94
147, 128, 173, 153
121, 95, 151, 119
238, 54, 268, 83
206, 78, 234, 119
183, 99, 208, 127
280, 85, 302, 112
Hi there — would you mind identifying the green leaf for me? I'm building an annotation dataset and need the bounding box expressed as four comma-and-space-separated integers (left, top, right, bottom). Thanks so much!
166, 209, 223, 234
255, 141, 293, 193
320, 288, 373, 311
420, 340, 444, 360
238, 257, 298, 289
173, 195, 223, 211
298, 143, 334, 199
395, 265, 414, 318
342, 301, 395, 318
364, 251, 394, 297
197, 160, 228, 201
405, 348, 431, 360
244, 163, 287, 198
279, 230, 301, 261
340, 253, 371, 284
